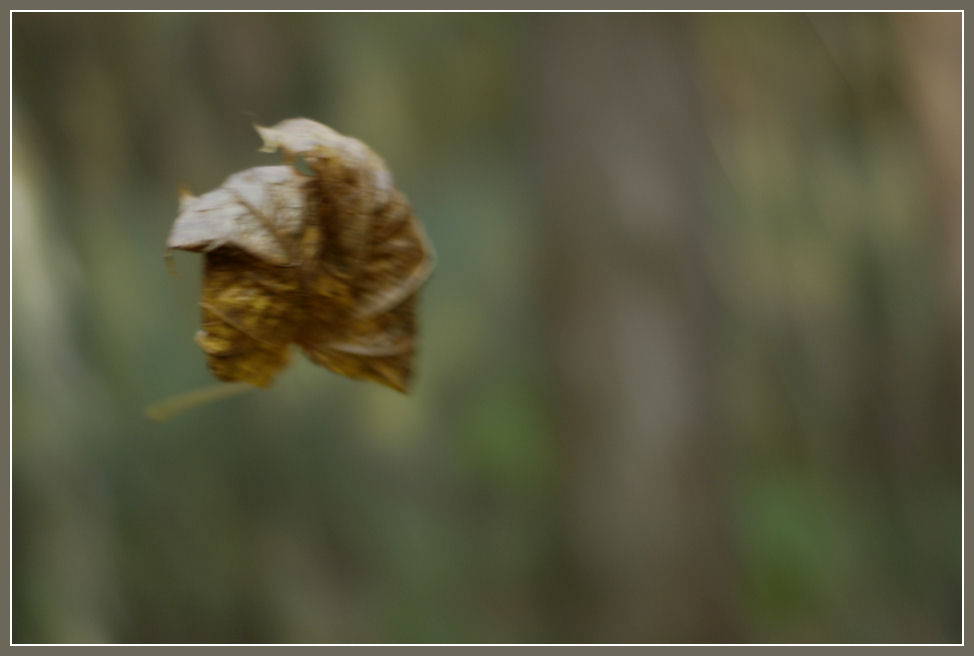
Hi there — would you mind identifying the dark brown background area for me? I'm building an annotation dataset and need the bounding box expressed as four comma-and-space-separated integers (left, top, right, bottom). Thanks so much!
12, 12, 961, 644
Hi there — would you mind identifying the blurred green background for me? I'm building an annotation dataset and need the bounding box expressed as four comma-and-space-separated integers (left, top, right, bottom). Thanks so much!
12, 12, 961, 644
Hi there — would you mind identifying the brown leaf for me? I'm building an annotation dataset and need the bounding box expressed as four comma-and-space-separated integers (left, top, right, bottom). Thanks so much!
167, 119, 434, 392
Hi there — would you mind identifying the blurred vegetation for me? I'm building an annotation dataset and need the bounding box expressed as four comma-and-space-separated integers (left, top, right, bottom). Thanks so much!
12, 12, 960, 644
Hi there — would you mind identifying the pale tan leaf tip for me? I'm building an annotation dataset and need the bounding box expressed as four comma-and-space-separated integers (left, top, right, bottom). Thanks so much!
167, 165, 309, 265
256, 118, 342, 152
254, 123, 277, 154
177, 185, 195, 210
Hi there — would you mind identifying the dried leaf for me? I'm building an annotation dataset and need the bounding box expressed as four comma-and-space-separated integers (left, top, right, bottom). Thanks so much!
166, 118, 434, 392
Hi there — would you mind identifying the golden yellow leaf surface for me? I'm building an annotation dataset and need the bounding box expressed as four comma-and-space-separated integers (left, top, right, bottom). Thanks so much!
167, 119, 434, 392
